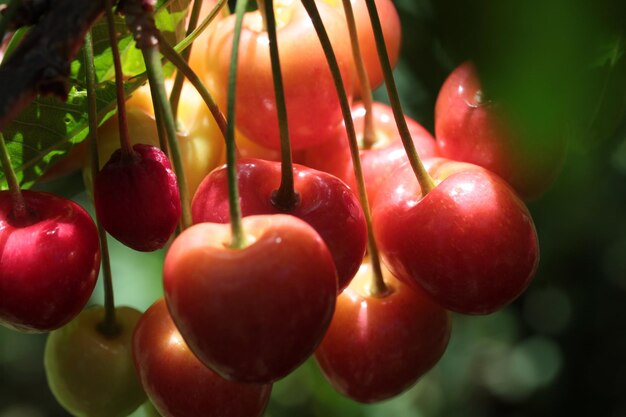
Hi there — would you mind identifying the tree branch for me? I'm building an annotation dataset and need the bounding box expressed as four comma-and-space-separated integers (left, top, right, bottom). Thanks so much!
5, 0, 54, 30
0, 0, 106, 130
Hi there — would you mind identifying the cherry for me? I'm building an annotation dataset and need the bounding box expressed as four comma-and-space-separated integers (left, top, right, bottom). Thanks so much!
82, 108, 159, 194
204, 0, 353, 150
435, 61, 567, 200
44, 306, 146, 417
94, 144, 181, 252
128, 81, 307, 166
186, 0, 224, 80
315, 260, 451, 403
0, 190, 100, 332
303, 101, 438, 203
373, 158, 540, 314
191, 158, 367, 291
122, 82, 227, 199
323, 0, 402, 96
173, 80, 226, 197
163, 214, 338, 383
133, 298, 271, 417
235, 128, 308, 165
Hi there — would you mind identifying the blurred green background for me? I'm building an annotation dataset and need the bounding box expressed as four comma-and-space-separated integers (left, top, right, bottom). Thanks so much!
2, 0, 626, 416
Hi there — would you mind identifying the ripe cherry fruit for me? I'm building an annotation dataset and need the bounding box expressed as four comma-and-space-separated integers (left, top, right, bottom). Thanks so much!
303, 101, 438, 204
373, 158, 540, 315
82, 108, 159, 195
315, 260, 451, 403
0, 190, 100, 332
44, 306, 146, 417
94, 144, 181, 252
191, 158, 367, 291
123, 81, 227, 199
323, 0, 402, 96
163, 214, 337, 383
435, 61, 567, 200
204, 0, 353, 150
133, 298, 271, 417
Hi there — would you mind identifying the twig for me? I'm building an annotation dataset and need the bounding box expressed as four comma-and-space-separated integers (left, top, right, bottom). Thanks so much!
0, 0, 106, 130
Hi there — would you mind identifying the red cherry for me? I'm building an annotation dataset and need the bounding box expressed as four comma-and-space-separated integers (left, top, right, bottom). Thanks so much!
163, 214, 337, 383
94, 144, 181, 252
0, 190, 100, 332
304, 101, 437, 203
191, 158, 367, 291
328, 0, 402, 96
133, 298, 271, 417
204, 0, 353, 150
435, 61, 567, 200
373, 158, 539, 314
315, 261, 451, 403
235, 129, 308, 166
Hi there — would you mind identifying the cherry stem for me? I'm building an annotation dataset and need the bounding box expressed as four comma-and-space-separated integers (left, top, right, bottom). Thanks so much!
341, 0, 375, 150
300, 0, 387, 296
172, 0, 228, 55
262, 0, 298, 211
157, 33, 228, 143
169, 0, 203, 121
363, 0, 435, 195
84, 31, 119, 337
0, 132, 27, 222
256, 0, 268, 31
104, 0, 133, 160
153, 100, 169, 154
143, 45, 193, 229
225, 0, 250, 249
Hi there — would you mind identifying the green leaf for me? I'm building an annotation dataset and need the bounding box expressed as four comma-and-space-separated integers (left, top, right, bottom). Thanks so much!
90, 16, 146, 81
85, 1, 191, 81
2, 77, 148, 189
0, 0, 192, 189
591, 35, 624, 68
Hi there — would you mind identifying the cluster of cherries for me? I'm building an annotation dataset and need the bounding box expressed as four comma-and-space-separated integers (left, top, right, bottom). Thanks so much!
0, 0, 567, 416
